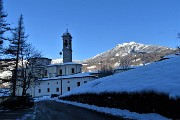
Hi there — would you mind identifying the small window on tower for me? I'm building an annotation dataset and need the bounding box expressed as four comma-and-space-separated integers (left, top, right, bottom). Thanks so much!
64, 40, 68, 47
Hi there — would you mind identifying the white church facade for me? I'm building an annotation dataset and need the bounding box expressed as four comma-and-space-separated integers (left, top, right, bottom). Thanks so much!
16, 30, 97, 97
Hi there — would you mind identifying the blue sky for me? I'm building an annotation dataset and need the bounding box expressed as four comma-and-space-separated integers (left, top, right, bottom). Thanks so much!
4, 0, 180, 60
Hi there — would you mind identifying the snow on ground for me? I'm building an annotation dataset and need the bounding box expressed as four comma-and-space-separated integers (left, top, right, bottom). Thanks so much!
87, 65, 96, 69
61, 54, 180, 99
34, 96, 170, 120
33, 95, 52, 102
0, 71, 11, 78
56, 100, 170, 120
0, 89, 10, 97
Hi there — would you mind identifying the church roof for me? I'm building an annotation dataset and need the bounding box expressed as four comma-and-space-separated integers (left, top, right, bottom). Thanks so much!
46, 62, 82, 67
41, 72, 96, 81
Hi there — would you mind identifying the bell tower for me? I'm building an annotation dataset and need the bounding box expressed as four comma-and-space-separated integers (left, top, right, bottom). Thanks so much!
62, 29, 72, 63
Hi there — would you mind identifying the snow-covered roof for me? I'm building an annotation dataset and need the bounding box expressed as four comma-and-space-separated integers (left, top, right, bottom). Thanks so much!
61, 54, 180, 99
47, 62, 82, 67
41, 72, 96, 81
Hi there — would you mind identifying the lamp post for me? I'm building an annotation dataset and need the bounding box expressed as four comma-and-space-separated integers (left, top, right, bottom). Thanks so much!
59, 51, 63, 95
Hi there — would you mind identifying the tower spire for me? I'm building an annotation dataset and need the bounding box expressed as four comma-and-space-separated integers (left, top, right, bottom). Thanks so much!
66, 24, 68, 33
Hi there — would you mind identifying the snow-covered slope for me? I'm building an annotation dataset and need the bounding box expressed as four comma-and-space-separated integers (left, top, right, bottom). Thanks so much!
62, 54, 180, 99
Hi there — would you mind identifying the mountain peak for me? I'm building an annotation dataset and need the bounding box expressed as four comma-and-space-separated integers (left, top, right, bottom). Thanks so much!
117, 41, 141, 47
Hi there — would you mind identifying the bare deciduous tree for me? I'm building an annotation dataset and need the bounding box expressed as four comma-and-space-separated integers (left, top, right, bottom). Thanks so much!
118, 55, 132, 69
98, 60, 114, 78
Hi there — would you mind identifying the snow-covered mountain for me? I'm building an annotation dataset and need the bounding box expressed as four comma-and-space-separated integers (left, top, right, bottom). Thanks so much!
52, 42, 175, 72
82, 42, 175, 71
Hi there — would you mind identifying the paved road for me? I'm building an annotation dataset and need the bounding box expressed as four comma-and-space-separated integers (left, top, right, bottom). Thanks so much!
0, 100, 125, 120
0, 106, 35, 119
35, 100, 124, 120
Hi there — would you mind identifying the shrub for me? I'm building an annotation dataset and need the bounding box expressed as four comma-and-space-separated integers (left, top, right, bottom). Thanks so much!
59, 91, 180, 119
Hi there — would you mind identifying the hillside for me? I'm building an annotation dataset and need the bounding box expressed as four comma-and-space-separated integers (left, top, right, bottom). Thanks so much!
61, 54, 180, 98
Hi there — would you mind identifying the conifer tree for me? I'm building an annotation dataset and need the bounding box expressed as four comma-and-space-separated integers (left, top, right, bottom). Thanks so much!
0, 0, 10, 56
7, 14, 28, 96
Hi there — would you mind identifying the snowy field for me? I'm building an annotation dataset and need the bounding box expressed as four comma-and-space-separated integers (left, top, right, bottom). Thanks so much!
61, 54, 180, 99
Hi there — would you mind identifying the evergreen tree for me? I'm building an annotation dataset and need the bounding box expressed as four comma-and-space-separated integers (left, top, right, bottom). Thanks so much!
7, 14, 28, 96
0, 0, 10, 56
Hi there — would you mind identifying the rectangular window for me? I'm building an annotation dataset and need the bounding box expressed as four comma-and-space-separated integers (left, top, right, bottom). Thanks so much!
47, 88, 50, 92
38, 89, 41, 93
44, 70, 47, 76
67, 87, 70, 91
59, 69, 62, 75
56, 88, 59, 92
72, 68, 75, 74
77, 82, 80, 87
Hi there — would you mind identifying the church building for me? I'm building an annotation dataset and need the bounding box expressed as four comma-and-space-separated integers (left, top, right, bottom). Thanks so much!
16, 30, 97, 97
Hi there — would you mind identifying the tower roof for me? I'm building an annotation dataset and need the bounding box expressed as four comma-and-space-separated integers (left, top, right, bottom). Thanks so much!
63, 29, 71, 36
